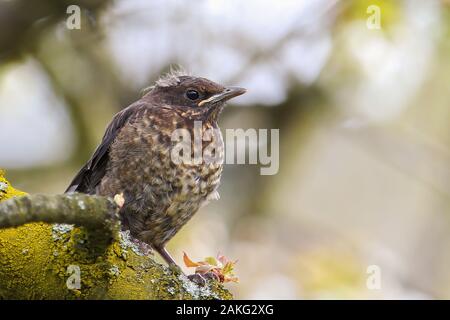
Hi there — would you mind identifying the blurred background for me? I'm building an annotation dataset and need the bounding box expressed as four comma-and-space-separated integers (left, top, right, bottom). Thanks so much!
1, 0, 449, 299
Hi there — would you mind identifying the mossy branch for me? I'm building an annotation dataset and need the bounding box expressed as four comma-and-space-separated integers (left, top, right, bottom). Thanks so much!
0, 171, 232, 300
0, 193, 120, 240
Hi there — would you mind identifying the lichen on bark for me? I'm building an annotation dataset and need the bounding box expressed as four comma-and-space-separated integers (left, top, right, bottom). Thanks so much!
0, 170, 232, 300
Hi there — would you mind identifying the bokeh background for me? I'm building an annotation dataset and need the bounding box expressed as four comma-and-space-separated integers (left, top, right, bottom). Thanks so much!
1, 0, 449, 299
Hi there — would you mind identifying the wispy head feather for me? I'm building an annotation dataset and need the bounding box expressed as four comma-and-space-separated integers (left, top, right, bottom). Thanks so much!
141, 65, 190, 96
155, 65, 190, 87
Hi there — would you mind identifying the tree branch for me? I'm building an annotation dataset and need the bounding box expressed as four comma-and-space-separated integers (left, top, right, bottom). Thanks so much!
0, 193, 120, 239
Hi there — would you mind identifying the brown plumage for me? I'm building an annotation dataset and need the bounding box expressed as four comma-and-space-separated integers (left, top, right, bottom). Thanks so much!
66, 71, 245, 267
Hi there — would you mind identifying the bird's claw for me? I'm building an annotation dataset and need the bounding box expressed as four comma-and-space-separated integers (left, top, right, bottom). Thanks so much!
188, 273, 207, 286
187, 272, 219, 286
203, 271, 220, 281
168, 264, 183, 275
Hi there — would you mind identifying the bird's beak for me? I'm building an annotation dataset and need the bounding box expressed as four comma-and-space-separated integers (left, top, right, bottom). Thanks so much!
198, 86, 246, 107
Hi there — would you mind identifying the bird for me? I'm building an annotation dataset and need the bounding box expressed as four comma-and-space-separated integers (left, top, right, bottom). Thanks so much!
66, 69, 246, 269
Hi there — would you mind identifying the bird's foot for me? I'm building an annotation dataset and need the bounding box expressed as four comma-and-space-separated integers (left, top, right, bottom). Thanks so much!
187, 273, 207, 286
168, 263, 183, 275
187, 272, 219, 286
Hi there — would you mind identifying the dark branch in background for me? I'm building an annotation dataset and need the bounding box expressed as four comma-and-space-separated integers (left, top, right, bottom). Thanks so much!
0, 194, 120, 240
0, 0, 110, 61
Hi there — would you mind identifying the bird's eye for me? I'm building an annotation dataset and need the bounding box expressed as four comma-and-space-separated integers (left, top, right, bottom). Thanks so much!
186, 89, 200, 100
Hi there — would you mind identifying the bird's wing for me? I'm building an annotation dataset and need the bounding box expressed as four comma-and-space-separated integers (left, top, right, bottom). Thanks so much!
65, 104, 141, 194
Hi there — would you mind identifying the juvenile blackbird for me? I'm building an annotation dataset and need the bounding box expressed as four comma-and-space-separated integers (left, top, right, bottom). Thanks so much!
66, 71, 246, 267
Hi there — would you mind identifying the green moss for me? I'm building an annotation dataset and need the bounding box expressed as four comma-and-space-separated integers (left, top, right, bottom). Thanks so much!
0, 170, 232, 300
0, 169, 26, 202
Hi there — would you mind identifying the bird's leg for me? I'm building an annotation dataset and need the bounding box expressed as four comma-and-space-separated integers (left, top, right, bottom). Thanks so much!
156, 246, 178, 266
156, 247, 184, 276
155, 246, 209, 286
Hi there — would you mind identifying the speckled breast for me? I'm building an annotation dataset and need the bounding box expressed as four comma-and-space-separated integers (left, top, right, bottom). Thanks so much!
99, 113, 224, 248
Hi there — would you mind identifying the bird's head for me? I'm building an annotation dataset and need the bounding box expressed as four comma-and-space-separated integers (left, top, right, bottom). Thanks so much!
144, 70, 246, 121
